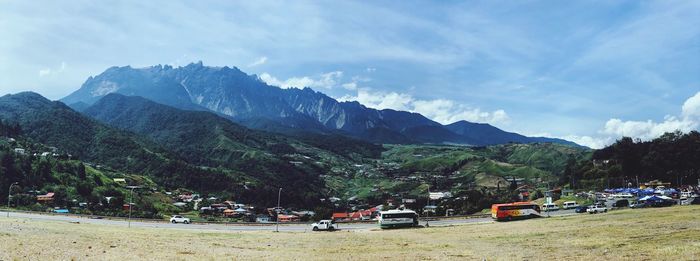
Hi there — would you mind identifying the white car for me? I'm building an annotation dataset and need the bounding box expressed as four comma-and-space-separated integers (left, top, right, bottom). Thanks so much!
311, 220, 337, 231
587, 205, 608, 214
170, 215, 191, 224
562, 201, 579, 210
541, 203, 559, 211
613, 193, 635, 199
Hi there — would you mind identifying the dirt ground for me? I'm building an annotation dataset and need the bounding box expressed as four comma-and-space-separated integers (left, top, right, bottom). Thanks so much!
1, 206, 700, 260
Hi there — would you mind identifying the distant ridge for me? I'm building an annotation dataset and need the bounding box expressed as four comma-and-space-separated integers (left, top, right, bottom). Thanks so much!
62, 62, 584, 147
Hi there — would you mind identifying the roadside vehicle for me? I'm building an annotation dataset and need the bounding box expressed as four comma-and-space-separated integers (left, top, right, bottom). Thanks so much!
587, 204, 608, 214
613, 193, 635, 199
491, 202, 541, 221
170, 215, 191, 224
614, 199, 630, 208
562, 201, 579, 210
377, 209, 418, 229
575, 205, 590, 213
680, 191, 697, 199
311, 220, 337, 231
541, 203, 559, 211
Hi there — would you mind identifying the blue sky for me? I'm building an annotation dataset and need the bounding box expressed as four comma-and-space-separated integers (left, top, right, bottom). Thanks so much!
1, 0, 699, 148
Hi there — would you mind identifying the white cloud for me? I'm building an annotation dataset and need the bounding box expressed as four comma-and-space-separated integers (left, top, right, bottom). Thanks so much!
412, 99, 509, 125
38, 61, 67, 77
259, 71, 343, 89
38, 68, 52, 77
562, 135, 615, 149
600, 91, 700, 141
555, 91, 700, 149
248, 56, 267, 67
340, 75, 372, 91
338, 88, 509, 126
682, 92, 700, 119
602, 116, 697, 141
366, 67, 376, 72
341, 82, 357, 90
338, 89, 412, 111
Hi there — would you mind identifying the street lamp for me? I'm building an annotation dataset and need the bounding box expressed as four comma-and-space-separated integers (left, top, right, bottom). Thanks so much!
7, 182, 18, 218
125, 186, 141, 228
275, 187, 282, 233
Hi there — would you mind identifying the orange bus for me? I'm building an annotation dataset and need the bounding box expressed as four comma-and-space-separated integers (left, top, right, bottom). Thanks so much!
491, 202, 541, 221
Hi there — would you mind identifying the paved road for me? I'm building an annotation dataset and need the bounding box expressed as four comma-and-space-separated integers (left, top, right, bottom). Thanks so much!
0, 209, 578, 232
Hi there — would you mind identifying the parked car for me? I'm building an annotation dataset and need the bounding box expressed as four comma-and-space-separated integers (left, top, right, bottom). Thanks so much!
575, 205, 590, 213
170, 215, 191, 224
541, 203, 559, 211
587, 204, 608, 214
562, 201, 579, 210
613, 193, 635, 199
614, 199, 630, 208
311, 220, 337, 231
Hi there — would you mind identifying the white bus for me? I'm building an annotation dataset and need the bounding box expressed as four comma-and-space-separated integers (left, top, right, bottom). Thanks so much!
378, 209, 419, 229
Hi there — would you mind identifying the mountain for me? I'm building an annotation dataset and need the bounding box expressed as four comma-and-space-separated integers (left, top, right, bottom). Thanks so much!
0, 92, 330, 207
83, 93, 382, 165
445, 121, 580, 147
0, 92, 166, 165
62, 62, 581, 147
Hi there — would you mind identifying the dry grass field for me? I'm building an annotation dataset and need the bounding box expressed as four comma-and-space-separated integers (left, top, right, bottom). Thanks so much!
2, 206, 700, 260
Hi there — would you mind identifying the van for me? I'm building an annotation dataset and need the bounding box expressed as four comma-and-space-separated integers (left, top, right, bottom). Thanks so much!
562, 201, 579, 209
541, 203, 559, 211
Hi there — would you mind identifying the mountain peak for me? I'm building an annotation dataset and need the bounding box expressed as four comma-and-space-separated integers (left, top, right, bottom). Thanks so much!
6, 91, 47, 99
1, 91, 53, 107
61, 63, 582, 147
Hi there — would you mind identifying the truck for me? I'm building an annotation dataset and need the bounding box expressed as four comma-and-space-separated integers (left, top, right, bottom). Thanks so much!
311, 220, 337, 231
586, 204, 608, 214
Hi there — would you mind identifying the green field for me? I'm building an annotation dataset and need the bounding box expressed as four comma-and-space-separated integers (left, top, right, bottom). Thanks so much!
1, 206, 699, 260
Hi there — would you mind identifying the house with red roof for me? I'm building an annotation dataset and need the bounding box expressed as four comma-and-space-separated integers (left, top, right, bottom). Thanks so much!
332, 212, 349, 221
350, 209, 372, 220
277, 214, 299, 222
37, 192, 54, 202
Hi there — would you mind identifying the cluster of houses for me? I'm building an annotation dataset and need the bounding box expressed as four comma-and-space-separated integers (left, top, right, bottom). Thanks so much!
10, 144, 72, 159
170, 192, 317, 223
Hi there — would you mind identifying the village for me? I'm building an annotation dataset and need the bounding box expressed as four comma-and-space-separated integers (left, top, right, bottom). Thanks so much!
11, 175, 700, 226
4, 136, 700, 226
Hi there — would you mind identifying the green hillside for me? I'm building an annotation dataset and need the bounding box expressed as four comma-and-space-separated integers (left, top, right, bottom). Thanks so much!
0, 92, 599, 217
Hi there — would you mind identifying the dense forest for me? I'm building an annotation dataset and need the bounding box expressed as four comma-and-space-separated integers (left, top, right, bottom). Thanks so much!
0, 92, 332, 209
562, 131, 700, 190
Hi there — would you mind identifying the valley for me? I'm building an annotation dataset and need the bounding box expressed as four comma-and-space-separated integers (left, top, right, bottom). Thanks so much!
1, 64, 698, 223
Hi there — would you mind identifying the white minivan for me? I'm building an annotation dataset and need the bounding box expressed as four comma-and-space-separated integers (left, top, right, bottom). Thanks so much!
541, 203, 559, 211
562, 201, 579, 210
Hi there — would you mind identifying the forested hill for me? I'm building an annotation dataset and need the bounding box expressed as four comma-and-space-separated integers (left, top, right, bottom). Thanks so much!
0, 92, 338, 208
83, 93, 383, 164
0, 92, 171, 166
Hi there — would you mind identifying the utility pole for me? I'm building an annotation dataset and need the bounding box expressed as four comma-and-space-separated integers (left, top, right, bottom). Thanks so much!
426, 184, 431, 227
275, 187, 282, 232
7, 182, 18, 218
126, 186, 140, 228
